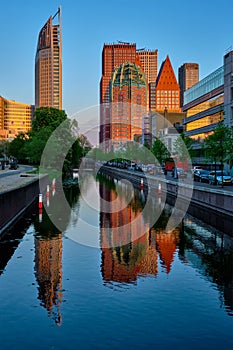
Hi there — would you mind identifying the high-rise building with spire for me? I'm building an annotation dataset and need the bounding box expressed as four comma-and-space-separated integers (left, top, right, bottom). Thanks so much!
35, 7, 62, 109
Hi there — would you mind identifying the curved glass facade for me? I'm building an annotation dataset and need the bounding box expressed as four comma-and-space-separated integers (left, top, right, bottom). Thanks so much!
184, 66, 224, 105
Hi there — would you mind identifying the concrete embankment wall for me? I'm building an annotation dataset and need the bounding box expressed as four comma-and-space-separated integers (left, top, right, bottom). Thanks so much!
99, 166, 233, 235
0, 174, 48, 235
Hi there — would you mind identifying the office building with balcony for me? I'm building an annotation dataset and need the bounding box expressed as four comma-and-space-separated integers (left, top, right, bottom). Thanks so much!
35, 7, 62, 110
0, 95, 34, 140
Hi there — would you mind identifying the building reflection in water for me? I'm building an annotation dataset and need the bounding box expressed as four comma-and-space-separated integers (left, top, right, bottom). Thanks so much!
99, 178, 233, 317
34, 233, 63, 326
33, 181, 80, 325
33, 183, 64, 326
99, 179, 180, 285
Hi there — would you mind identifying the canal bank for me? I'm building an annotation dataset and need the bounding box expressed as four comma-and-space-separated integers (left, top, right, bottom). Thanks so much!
98, 166, 233, 236
0, 172, 48, 235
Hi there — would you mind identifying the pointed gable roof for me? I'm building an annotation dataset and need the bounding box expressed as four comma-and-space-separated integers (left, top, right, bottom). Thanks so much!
156, 55, 179, 90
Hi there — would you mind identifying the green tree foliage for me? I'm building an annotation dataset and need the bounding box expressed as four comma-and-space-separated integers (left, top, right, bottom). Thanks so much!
8, 107, 91, 178
32, 107, 67, 132
173, 132, 193, 161
0, 140, 10, 158
8, 133, 29, 161
203, 122, 231, 185
152, 137, 170, 165
203, 122, 230, 166
224, 127, 233, 166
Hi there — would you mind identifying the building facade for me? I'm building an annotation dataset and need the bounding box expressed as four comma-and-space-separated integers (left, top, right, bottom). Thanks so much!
35, 7, 62, 110
136, 49, 158, 84
224, 49, 233, 128
109, 62, 148, 150
100, 43, 137, 147
0, 96, 34, 140
182, 66, 224, 141
178, 63, 199, 107
99, 43, 158, 148
155, 56, 181, 113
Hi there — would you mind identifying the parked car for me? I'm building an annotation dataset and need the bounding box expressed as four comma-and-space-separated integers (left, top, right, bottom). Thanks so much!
193, 169, 210, 183
191, 166, 203, 175
209, 170, 232, 185
9, 159, 18, 170
134, 165, 143, 172
176, 168, 187, 178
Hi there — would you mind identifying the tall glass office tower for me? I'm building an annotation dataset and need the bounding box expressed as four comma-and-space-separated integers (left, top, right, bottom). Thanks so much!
35, 7, 62, 110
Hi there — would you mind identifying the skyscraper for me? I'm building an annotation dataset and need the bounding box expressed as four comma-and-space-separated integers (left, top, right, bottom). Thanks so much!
99, 42, 158, 148
136, 49, 158, 84
35, 7, 62, 110
100, 43, 137, 146
109, 62, 148, 150
178, 63, 199, 107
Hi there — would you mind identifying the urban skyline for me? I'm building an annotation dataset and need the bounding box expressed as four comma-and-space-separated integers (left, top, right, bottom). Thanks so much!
0, 0, 232, 118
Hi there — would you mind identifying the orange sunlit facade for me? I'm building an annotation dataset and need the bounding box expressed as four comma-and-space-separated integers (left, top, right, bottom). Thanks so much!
155, 55, 181, 113
0, 95, 34, 140
99, 43, 158, 148
109, 62, 148, 150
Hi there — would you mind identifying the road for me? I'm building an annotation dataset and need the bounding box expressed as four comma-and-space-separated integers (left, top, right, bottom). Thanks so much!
165, 171, 233, 193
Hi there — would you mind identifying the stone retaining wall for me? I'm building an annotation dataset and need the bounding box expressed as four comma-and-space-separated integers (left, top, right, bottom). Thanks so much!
0, 174, 48, 235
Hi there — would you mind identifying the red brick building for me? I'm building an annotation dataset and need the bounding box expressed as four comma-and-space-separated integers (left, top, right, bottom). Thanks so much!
109, 62, 148, 150
100, 43, 137, 147
99, 43, 158, 149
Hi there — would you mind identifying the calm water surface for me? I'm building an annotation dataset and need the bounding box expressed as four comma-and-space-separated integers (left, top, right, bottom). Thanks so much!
0, 174, 232, 349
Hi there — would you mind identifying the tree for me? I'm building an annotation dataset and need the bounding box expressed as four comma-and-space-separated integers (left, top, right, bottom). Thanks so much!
0, 140, 10, 158
224, 127, 233, 167
203, 122, 230, 186
32, 107, 67, 132
152, 137, 170, 165
173, 132, 193, 161
8, 132, 29, 161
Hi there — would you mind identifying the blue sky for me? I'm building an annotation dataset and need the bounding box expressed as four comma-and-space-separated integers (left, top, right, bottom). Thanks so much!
0, 0, 232, 117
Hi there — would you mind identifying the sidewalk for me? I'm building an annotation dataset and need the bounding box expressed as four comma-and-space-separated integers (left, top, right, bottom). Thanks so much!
0, 166, 38, 194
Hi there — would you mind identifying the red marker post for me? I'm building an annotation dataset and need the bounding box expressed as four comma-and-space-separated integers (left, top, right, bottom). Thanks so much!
38, 193, 43, 209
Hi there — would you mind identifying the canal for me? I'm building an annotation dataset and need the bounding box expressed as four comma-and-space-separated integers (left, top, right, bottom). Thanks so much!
0, 173, 232, 349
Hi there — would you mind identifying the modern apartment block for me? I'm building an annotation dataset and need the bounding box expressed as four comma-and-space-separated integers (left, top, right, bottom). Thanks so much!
178, 63, 199, 107
0, 95, 34, 140
35, 7, 62, 110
